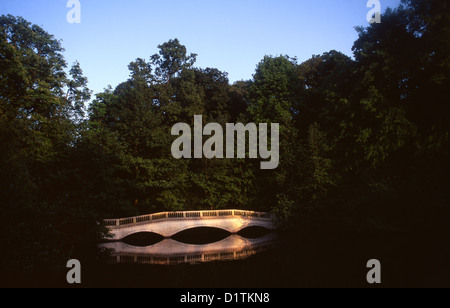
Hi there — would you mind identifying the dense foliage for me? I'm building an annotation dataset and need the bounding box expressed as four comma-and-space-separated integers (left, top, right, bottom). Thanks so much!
0, 0, 448, 285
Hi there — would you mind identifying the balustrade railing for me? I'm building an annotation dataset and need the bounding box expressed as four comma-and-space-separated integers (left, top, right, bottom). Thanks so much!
103, 209, 274, 228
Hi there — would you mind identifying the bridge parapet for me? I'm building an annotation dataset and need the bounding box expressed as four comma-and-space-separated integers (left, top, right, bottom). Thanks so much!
104, 209, 275, 229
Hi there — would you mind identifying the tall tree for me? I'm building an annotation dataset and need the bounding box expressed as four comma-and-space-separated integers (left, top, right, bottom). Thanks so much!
0, 14, 100, 284
151, 38, 197, 84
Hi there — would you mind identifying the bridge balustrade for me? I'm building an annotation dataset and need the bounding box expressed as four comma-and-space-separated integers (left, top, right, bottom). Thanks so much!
103, 209, 274, 228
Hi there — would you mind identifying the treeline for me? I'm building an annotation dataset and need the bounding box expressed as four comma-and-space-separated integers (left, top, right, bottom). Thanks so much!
0, 0, 449, 284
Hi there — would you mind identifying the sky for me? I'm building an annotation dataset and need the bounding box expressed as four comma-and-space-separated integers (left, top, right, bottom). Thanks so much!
1, 0, 402, 96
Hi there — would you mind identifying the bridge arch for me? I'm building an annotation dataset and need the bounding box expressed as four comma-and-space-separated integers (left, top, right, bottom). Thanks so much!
103, 210, 277, 241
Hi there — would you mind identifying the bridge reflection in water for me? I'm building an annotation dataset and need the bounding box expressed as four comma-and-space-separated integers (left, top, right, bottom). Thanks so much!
98, 233, 277, 265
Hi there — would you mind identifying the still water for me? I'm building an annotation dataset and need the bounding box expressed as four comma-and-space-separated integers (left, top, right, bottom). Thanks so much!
99, 232, 277, 266
78, 225, 447, 288
83, 227, 282, 288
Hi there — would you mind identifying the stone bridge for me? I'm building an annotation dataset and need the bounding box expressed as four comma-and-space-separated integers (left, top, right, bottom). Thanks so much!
103, 210, 277, 241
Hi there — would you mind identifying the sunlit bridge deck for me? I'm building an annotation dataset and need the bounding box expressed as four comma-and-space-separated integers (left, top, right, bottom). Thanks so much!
103, 210, 277, 240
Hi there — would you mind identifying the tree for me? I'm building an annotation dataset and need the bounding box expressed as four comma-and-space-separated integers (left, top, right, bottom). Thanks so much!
249, 55, 298, 124
0, 15, 102, 285
66, 61, 92, 121
151, 38, 197, 84
193, 67, 231, 121
247, 55, 301, 212
302, 123, 334, 202
295, 51, 355, 132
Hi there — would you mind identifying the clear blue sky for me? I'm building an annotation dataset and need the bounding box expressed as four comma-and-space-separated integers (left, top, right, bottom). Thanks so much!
1, 0, 401, 95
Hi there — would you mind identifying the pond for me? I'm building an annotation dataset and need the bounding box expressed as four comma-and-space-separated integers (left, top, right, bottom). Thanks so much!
76, 225, 447, 288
